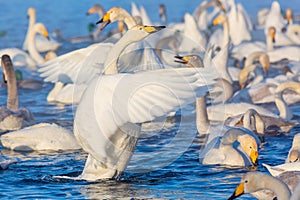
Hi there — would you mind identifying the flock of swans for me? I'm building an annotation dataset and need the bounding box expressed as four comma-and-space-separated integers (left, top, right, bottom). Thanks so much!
0, 0, 300, 199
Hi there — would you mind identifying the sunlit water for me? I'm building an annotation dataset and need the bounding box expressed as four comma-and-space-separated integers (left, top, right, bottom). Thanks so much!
0, 0, 300, 199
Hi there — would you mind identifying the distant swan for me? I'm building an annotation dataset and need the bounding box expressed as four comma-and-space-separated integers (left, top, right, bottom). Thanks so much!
0, 23, 50, 67
23, 7, 61, 53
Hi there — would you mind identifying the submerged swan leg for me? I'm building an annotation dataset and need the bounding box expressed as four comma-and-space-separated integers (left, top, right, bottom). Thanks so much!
79, 123, 141, 181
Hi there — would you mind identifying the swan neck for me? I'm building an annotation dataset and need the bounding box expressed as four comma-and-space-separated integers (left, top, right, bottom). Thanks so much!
124, 16, 137, 29
28, 28, 44, 65
122, 10, 137, 29
104, 31, 139, 74
275, 92, 293, 120
244, 52, 264, 67
196, 96, 209, 135
266, 34, 274, 51
243, 110, 265, 134
219, 18, 232, 83
259, 174, 291, 200
4, 63, 19, 111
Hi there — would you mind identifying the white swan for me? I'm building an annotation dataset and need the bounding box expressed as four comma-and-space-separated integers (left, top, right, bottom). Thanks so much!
72, 67, 217, 181
226, 0, 252, 45
0, 23, 50, 67
0, 123, 81, 151
23, 7, 61, 53
0, 55, 34, 132
177, 13, 207, 53
286, 133, 300, 163
228, 171, 300, 200
267, 27, 300, 62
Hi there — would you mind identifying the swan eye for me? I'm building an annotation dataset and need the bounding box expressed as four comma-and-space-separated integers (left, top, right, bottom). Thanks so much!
139, 27, 143, 30
245, 180, 248, 183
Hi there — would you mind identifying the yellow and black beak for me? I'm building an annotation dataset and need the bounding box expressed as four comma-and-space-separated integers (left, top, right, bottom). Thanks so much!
271, 32, 276, 43
143, 25, 166, 33
96, 12, 111, 30
263, 62, 270, 74
174, 55, 191, 64
250, 149, 258, 166
213, 17, 220, 26
43, 28, 50, 40
228, 182, 244, 200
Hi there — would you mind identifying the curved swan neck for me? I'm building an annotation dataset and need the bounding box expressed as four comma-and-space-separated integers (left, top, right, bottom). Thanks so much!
244, 51, 265, 67
28, 27, 44, 65
2, 56, 18, 111
275, 92, 293, 120
243, 109, 265, 134
103, 30, 141, 74
274, 82, 300, 120
119, 8, 137, 29
196, 96, 210, 135
256, 174, 291, 200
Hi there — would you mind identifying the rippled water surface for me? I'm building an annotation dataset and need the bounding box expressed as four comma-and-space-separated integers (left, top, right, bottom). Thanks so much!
0, 0, 300, 199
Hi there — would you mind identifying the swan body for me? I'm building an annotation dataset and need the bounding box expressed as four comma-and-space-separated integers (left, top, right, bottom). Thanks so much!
23, 7, 61, 53
199, 127, 259, 166
0, 48, 36, 67
74, 67, 217, 181
0, 123, 81, 151
263, 162, 300, 177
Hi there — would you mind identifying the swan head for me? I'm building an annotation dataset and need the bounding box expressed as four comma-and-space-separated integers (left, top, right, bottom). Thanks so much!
289, 150, 300, 162
228, 172, 268, 199
96, 7, 128, 29
33, 23, 49, 40
258, 53, 270, 74
27, 7, 35, 19
212, 14, 227, 25
286, 8, 293, 24
268, 27, 276, 43
174, 55, 204, 68
238, 134, 258, 166
86, 4, 104, 16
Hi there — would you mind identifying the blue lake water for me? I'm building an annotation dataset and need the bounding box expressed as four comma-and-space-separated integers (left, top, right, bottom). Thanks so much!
0, 0, 300, 199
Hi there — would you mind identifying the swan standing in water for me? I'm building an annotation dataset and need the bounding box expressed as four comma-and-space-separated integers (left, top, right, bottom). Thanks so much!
23, 7, 61, 53
228, 171, 300, 200
54, 25, 218, 181
0, 23, 50, 67
0, 55, 34, 132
